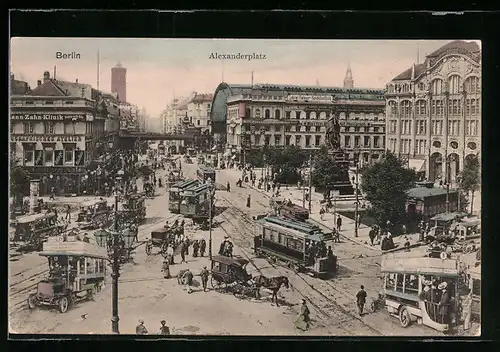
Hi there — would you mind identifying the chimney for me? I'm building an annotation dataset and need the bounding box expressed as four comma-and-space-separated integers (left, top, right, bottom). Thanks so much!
76, 79, 79, 83
43, 71, 50, 82
37, 80, 42, 87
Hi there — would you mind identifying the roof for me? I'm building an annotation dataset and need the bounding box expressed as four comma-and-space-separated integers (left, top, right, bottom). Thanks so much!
28, 80, 68, 97
431, 212, 468, 222
80, 199, 107, 207
259, 217, 324, 241
170, 179, 199, 190
17, 212, 55, 223
406, 186, 456, 199
190, 93, 214, 103
392, 63, 426, 81
211, 255, 248, 267
427, 40, 480, 57
11, 79, 30, 95
381, 255, 459, 276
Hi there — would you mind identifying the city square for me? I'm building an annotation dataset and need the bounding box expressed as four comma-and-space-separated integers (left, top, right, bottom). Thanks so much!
9, 38, 481, 337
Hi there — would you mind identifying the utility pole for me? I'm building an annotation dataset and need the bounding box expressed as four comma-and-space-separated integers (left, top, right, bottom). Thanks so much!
308, 153, 313, 213
208, 179, 215, 260
354, 152, 359, 237
111, 187, 120, 334
445, 156, 450, 213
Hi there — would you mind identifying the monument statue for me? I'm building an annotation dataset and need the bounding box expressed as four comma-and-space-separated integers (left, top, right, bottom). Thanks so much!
325, 111, 341, 152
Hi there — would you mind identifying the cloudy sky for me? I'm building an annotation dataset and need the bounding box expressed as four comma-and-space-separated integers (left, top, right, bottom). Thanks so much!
10, 38, 480, 117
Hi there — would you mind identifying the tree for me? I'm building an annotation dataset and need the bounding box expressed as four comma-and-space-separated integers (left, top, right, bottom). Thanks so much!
10, 158, 30, 206
311, 145, 346, 192
267, 145, 308, 185
459, 155, 480, 214
360, 151, 417, 228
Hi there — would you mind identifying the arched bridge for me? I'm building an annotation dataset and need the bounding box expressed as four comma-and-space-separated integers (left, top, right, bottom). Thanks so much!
118, 130, 195, 141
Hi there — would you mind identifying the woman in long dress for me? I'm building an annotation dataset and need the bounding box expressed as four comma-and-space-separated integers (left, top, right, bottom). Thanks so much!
294, 299, 311, 331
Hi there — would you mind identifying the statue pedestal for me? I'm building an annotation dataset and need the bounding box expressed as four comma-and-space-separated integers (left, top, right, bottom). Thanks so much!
327, 150, 355, 196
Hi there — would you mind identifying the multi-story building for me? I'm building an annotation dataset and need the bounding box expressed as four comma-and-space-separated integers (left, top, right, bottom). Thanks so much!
10, 73, 30, 95
385, 40, 481, 183
9, 71, 120, 195
187, 93, 213, 133
212, 72, 385, 165
111, 62, 127, 103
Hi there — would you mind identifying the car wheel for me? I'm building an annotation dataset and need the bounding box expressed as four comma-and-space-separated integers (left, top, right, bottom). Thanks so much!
399, 306, 411, 328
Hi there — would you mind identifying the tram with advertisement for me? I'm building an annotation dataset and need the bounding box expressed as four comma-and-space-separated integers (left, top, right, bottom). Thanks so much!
380, 252, 465, 332
254, 216, 336, 277
179, 183, 211, 221
197, 165, 216, 184
168, 179, 199, 214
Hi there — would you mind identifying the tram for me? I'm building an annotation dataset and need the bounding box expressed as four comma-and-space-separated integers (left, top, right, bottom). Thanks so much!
278, 202, 309, 221
179, 183, 211, 219
380, 252, 462, 331
197, 165, 216, 183
254, 216, 337, 277
168, 179, 199, 213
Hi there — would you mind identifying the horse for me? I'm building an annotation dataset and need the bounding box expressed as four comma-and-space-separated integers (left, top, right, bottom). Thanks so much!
252, 275, 289, 306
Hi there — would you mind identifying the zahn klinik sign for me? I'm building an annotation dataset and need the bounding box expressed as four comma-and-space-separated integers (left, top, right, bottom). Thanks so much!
10, 114, 86, 121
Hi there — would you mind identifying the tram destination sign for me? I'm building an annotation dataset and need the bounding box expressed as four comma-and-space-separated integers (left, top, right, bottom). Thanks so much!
10, 114, 86, 121
10, 135, 82, 142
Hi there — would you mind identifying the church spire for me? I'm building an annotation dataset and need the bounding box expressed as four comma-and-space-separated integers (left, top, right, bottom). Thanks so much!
343, 63, 354, 89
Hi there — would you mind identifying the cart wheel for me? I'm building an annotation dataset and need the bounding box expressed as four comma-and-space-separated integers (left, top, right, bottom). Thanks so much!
58, 296, 69, 313
160, 242, 169, 257
399, 306, 411, 328
145, 242, 152, 256
370, 301, 376, 312
27, 293, 38, 309
211, 276, 221, 289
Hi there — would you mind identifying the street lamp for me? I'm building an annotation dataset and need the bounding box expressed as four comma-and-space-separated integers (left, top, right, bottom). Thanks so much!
456, 174, 462, 213
352, 149, 361, 237
207, 177, 216, 260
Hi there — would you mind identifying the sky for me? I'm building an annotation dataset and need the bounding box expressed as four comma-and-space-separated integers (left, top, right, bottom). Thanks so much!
10, 38, 480, 118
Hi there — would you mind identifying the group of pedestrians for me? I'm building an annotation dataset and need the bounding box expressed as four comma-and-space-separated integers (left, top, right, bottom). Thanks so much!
136, 319, 171, 335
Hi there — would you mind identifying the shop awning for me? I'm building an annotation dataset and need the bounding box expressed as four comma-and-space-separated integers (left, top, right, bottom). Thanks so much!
408, 159, 425, 172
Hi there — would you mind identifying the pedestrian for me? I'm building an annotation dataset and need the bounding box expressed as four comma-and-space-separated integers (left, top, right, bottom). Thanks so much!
357, 214, 362, 228
184, 238, 190, 255
356, 285, 367, 316
226, 182, 231, 192
294, 299, 311, 331
320, 207, 325, 221
50, 187, 55, 200
182, 268, 194, 294
200, 238, 206, 257
336, 215, 342, 232
65, 204, 71, 222
180, 242, 186, 263
246, 195, 251, 208
159, 320, 170, 335
192, 240, 200, 257
437, 282, 451, 325
166, 244, 174, 264
136, 319, 148, 335
368, 227, 376, 246
162, 259, 171, 279
404, 237, 411, 252
200, 265, 210, 292
219, 236, 228, 255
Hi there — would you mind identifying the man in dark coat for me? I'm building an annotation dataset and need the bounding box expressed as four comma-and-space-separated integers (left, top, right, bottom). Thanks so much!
356, 285, 367, 316
180, 241, 187, 263
368, 227, 377, 246
136, 319, 148, 335
200, 238, 206, 257
437, 281, 451, 325
336, 215, 342, 232
159, 320, 170, 335
200, 266, 210, 292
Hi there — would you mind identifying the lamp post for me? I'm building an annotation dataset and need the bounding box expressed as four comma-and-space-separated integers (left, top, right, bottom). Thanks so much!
93, 169, 135, 335
445, 155, 452, 213
308, 153, 313, 213
207, 177, 216, 260
352, 149, 360, 237
456, 174, 462, 213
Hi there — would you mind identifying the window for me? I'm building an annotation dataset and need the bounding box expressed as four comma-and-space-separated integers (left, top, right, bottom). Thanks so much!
434, 100, 444, 116
374, 136, 380, 148
418, 82, 425, 91
255, 109, 261, 118
274, 135, 281, 146
315, 135, 321, 146
448, 75, 461, 94
44, 122, 55, 134
344, 135, 351, 148
385, 274, 396, 290
431, 79, 443, 95
416, 100, 426, 115
197, 120, 201, 126
44, 147, 54, 165
364, 136, 370, 147
388, 85, 394, 93
285, 135, 291, 145
310, 111, 317, 119
464, 76, 480, 94
23, 145, 34, 164
285, 111, 291, 119
295, 135, 301, 145
23, 122, 34, 134
64, 145, 74, 164
265, 109, 270, 119
402, 84, 409, 93
10, 122, 14, 134
404, 274, 419, 294
396, 273, 405, 292
305, 135, 311, 147
275, 109, 281, 119
417, 120, 427, 135
389, 120, 397, 134
388, 101, 397, 117
286, 238, 304, 251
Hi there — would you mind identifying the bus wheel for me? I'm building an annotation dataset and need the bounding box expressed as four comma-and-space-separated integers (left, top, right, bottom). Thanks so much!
399, 306, 411, 328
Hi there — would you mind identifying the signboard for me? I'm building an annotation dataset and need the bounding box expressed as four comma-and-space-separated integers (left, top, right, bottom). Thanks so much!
34, 150, 43, 166
300, 121, 325, 127
286, 95, 333, 104
54, 150, 64, 166
75, 150, 85, 166
10, 135, 82, 143
29, 180, 40, 214
23, 166, 85, 174
10, 114, 86, 121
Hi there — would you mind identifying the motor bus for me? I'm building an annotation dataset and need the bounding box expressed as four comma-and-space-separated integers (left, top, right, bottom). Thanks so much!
179, 183, 211, 219
380, 252, 462, 332
168, 179, 199, 213
197, 165, 216, 184
254, 216, 336, 277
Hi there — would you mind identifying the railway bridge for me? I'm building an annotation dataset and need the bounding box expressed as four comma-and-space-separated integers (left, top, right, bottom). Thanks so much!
117, 130, 205, 151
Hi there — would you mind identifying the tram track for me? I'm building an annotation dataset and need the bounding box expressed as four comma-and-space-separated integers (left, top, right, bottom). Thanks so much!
214, 195, 384, 336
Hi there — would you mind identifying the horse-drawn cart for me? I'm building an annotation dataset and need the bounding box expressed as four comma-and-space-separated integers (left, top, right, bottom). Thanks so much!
210, 255, 258, 298
145, 229, 174, 257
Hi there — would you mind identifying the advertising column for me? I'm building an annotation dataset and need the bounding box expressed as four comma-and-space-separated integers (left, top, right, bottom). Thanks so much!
29, 180, 40, 214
